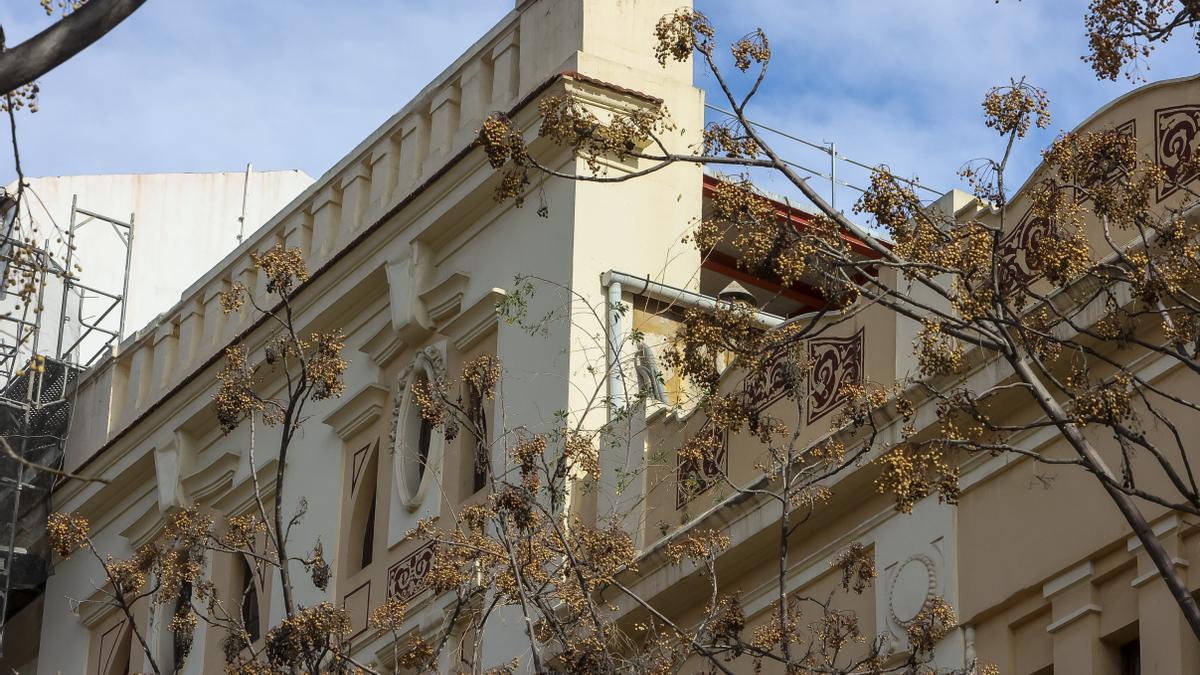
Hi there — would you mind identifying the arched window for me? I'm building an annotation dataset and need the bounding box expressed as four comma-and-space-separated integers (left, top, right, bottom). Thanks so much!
349, 441, 380, 571
238, 557, 260, 643
360, 498, 377, 569
94, 618, 132, 675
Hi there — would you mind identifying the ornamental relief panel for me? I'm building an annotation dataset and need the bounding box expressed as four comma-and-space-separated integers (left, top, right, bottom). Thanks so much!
1103, 118, 1137, 187
1155, 105, 1200, 202
997, 206, 1055, 292
742, 347, 801, 414
806, 329, 865, 425
676, 330, 864, 507
675, 428, 729, 509
387, 540, 436, 603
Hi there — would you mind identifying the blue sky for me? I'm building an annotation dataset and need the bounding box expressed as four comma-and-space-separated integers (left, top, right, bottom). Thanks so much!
1, 1, 1195, 208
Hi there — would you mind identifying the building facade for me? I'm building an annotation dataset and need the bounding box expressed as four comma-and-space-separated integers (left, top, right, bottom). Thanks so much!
2, 1, 1199, 673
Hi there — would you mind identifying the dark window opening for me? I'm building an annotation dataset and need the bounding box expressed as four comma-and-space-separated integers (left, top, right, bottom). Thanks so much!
360, 497, 376, 569
470, 385, 489, 494
172, 580, 193, 668
1120, 639, 1140, 675
239, 557, 260, 643
418, 417, 433, 475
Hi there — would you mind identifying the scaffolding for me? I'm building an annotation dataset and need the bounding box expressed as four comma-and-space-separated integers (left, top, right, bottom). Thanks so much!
0, 190, 133, 657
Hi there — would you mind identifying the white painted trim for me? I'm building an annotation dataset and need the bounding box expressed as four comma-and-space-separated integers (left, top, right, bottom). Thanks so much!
1046, 604, 1102, 633
1131, 558, 1189, 588
1127, 514, 1183, 552
1043, 561, 1094, 599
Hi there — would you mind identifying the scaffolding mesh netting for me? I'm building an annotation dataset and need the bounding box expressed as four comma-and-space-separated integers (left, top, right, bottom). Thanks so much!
0, 357, 78, 610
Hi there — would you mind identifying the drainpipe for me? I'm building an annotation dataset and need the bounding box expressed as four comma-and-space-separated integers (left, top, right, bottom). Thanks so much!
600, 271, 792, 411
606, 278, 625, 409
601, 270, 786, 327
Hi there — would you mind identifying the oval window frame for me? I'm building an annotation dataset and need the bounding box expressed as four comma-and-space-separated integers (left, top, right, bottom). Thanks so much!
391, 347, 447, 511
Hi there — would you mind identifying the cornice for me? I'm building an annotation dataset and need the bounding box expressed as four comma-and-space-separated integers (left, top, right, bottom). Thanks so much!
323, 382, 390, 441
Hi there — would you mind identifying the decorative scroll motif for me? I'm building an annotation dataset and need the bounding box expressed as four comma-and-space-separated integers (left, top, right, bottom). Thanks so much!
1156, 105, 1200, 202
997, 206, 1055, 291
742, 349, 798, 414
387, 540, 436, 603
675, 429, 729, 509
806, 329, 864, 425
1112, 119, 1137, 178
1087, 118, 1137, 189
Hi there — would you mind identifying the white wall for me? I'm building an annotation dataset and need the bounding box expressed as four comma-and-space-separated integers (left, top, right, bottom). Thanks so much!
2, 170, 312, 366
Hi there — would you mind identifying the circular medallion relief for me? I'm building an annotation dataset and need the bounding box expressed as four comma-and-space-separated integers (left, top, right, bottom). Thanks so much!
888, 555, 937, 626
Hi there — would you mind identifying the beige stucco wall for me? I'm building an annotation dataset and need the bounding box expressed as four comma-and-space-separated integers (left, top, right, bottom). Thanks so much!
15, 3, 1200, 674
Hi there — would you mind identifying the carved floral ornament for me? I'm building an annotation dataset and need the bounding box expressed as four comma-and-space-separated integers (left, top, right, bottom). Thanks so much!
390, 344, 448, 510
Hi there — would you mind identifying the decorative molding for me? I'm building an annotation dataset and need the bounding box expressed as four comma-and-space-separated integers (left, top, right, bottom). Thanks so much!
388, 541, 437, 603
443, 288, 506, 351
215, 456, 281, 515
1046, 604, 1103, 634
1131, 558, 1189, 588
1155, 104, 1200, 202
390, 343, 449, 509
76, 452, 157, 527
420, 272, 471, 327
1097, 119, 1137, 188
743, 347, 798, 413
1043, 560, 1094, 599
675, 428, 728, 509
181, 450, 240, 504
118, 493, 166, 551
323, 383, 390, 440
153, 430, 196, 511
385, 256, 433, 349
997, 204, 1054, 291
1127, 513, 1184, 552
806, 329, 864, 424
312, 183, 342, 211
79, 586, 122, 628
888, 554, 938, 627
362, 323, 407, 369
